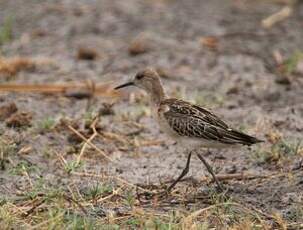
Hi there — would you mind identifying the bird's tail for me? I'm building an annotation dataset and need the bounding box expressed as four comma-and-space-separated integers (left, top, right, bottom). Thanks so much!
226, 129, 264, 146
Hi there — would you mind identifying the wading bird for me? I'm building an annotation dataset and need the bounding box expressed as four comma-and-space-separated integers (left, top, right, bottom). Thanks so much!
115, 68, 262, 192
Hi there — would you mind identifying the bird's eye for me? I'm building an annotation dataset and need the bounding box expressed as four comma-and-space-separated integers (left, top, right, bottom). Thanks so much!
136, 74, 144, 80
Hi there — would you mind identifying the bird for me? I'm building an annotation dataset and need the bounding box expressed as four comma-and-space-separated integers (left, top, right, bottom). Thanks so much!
114, 68, 263, 192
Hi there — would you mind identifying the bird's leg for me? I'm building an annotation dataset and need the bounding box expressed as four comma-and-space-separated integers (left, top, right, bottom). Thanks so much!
166, 151, 192, 192
196, 153, 223, 192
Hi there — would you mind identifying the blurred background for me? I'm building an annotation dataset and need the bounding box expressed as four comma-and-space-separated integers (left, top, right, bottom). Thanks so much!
0, 0, 303, 229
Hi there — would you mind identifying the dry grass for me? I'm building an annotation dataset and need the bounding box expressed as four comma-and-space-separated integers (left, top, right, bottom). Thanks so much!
1, 114, 301, 230
0, 172, 298, 229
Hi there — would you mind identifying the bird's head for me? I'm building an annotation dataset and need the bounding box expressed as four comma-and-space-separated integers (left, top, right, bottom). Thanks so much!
114, 68, 162, 94
114, 68, 166, 104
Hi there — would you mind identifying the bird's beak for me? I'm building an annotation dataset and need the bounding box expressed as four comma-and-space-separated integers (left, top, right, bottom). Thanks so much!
114, 82, 134, 90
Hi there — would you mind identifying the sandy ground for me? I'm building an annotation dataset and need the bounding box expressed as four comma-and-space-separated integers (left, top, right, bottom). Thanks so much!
1, 0, 303, 226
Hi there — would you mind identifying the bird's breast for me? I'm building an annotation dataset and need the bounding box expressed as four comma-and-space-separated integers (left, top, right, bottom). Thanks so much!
155, 107, 180, 139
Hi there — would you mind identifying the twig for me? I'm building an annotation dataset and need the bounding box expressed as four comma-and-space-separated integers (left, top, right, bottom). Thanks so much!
244, 202, 276, 221
96, 187, 123, 203
55, 151, 68, 168
23, 198, 46, 217
0, 81, 120, 98
67, 125, 113, 162
100, 131, 129, 145
262, 6, 292, 28
138, 139, 166, 147
8, 202, 28, 216
76, 117, 99, 165
200, 172, 273, 183
183, 201, 274, 224
71, 171, 152, 193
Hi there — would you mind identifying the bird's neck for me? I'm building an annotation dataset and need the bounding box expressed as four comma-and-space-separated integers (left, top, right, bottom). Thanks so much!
149, 83, 167, 106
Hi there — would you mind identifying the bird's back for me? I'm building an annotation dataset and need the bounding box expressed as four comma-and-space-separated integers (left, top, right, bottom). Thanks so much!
158, 98, 262, 147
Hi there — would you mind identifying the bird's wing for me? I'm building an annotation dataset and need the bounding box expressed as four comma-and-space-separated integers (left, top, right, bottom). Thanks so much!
162, 99, 228, 128
161, 99, 261, 145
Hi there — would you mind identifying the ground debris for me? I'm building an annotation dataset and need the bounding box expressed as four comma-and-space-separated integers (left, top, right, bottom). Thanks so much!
77, 47, 99, 60
275, 75, 291, 85
128, 36, 150, 56
5, 111, 32, 127
55, 117, 79, 131
200, 36, 219, 50
262, 6, 293, 28
0, 56, 35, 77
0, 81, 121, 98
0, 102, 18, 120
98, 103, 115, 116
